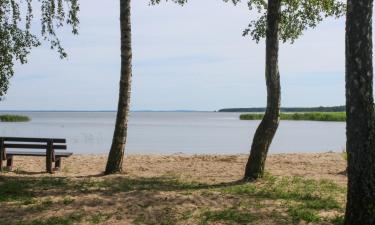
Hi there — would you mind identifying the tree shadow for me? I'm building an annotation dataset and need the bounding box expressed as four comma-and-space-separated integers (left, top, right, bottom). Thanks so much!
7, 169, 48, 175
0, 175, 252, 224
73, 173, 106, 178
0, 175, 243, 201
0, 174, 345, 225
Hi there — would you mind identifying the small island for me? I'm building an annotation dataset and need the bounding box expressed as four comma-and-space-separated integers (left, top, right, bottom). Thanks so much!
0, 114, 31, 122
240, 112, 346, 122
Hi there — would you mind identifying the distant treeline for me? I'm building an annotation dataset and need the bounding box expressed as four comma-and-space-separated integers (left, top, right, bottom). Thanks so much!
0, 114, 30, 122
218, 106, 346, 112
240, 112, 346, 122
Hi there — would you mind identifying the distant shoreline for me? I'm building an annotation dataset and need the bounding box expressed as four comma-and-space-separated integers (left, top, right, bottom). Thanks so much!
0, 106, 347, 113
240, 112, 346, 122
219, 105, 346, 113
0, 105, 349, 113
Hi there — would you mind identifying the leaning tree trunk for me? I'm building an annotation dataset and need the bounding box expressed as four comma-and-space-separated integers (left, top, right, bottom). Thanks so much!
344, 0, 375, 224
244, 0, 281, 180
105, 0, 133, 174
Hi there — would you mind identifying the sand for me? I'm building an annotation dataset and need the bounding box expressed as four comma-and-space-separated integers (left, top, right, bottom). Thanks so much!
3, 152, 347, 184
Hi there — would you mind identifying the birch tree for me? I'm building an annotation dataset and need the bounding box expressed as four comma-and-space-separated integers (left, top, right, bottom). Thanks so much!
344, 0, 375, 223
242, 0, 345, 180
152, 0, 345, 180
105, 0, 187, 174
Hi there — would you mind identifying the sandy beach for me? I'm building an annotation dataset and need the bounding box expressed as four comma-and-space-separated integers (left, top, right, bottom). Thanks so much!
0, 153, 347, 225
3, 152, 347, 183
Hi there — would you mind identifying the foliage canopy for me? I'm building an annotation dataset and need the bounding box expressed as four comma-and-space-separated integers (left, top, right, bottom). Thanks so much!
151, 0, 345, 43
242, 0, 345, 43
0, 0, 79, 97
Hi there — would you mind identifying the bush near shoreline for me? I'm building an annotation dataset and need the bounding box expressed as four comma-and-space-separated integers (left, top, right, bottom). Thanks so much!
240, 112, 346, 122
0, 114, 30, 122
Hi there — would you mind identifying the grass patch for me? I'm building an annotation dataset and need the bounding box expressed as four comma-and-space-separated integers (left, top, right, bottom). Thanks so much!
0, 174, 346, 225
62, 196, 75, 205
342, 150, 347, 161
0, 179, 35, 202
331, 215, 345, 225
218, 174, 345, 223
0, 177, 68, 203
288, 207, 321, 223
0, 176, 203, 203
303, 197, 341, 209
240, 112, 346, 122
89, 212, 111, 224
13, 212, 84, 225
0, 114, 30, 122
222, 175, 345, 203
200, 209, 256, 225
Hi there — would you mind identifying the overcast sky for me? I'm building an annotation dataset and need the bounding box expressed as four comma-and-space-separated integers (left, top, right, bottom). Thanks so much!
0, 0, 348, 111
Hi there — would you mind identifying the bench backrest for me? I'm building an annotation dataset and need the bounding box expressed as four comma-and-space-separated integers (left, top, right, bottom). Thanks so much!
0, 137, 67, 150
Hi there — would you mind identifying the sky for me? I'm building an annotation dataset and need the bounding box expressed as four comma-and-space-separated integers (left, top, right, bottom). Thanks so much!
0, 0, 348, 111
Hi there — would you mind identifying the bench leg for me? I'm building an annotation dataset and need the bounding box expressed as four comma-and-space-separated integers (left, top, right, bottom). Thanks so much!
46, 141, 54, 174
54, 157, 62, 171
0, 149, 4, 172
46, 158, 53, 174
0, 142, 4, 172
6, 156, 13, 171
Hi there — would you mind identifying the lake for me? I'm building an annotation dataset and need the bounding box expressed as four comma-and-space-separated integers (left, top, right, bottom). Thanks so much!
0, 112, 346, 154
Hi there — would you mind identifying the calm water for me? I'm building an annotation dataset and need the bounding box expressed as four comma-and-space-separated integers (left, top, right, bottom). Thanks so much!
0, 112, 345, 154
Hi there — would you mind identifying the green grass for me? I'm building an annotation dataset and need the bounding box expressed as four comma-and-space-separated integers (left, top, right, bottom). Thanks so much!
218, 174, 346, 224
62, 196, 75, 205
330, 215, 345, 225
0, 174, 346, 225
89, 212, 111, 224
0, 114, 30, 122
200, 209, 256, 225
13, 212, 84, 225
342, 150, 348, 161
240, 112, 346, 122
0, 177, 68, 203
221, 174, 345, 201
288, 207, 321, 223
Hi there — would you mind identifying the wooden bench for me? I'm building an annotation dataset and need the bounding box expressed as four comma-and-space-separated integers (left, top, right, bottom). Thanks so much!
0, 137, 73, 173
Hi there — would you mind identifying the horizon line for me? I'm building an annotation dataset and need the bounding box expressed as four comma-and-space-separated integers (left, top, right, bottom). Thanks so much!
0, 105, 346, 113
0, 110, 212, 112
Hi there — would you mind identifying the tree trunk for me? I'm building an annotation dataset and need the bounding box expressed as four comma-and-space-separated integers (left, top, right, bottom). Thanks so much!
105, 0, 133, 174
344, 0, 375, 224
244, 0, 281, 180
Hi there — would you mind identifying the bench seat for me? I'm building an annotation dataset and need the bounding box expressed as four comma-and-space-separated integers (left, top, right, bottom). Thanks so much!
0, 137, 72, 173
6, 151, 73, 157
